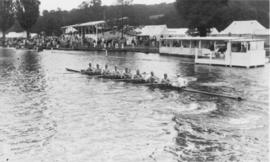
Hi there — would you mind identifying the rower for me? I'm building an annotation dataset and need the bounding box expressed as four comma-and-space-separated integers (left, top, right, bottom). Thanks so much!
94, 64, 102, 74
86, 63, 93, 72
161, 73, 171, 85
122, 68, 132, 79
113, 66, 121, 78
133, 70, 143, 80
102, 64, 111, 75
172, 74, 188, 88
147, 71, 159, 83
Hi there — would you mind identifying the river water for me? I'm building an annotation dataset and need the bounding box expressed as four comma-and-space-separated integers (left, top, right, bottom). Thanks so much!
0, 48, 269, 162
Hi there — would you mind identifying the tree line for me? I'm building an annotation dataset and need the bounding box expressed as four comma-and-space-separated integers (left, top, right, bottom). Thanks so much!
176, 0, 270, 36
1, 0, 269, 40
34, 0, 270, 36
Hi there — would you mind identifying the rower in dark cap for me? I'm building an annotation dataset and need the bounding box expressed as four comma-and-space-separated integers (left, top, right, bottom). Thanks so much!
94, 64, 102, 74
86, 63, 93, 73
161, 73, 171, 85
113, 66, 121, 78
147, 71, 159, 83
122, 68, 132, 79
133, 69, 144, 80
102, 64, 111, 75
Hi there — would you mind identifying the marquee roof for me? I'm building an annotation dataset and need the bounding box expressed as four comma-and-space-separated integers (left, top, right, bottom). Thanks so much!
62, 20, 106, 29
135, 25, 167, 37
220, 20, 266, 35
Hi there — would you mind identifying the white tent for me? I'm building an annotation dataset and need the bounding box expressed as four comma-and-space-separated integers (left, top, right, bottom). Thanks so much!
135, 25, 167, 40
253, 29, 270, 36
62, 20, 106, 29
209, 28, 219, 35
6, 32, 25, 38
65, 27, 78, 34
220, 20, 266, 35
75, 20, 105, 27
163, 28, 188, 38
31, 33, 38, 38
6, 32, 37, 38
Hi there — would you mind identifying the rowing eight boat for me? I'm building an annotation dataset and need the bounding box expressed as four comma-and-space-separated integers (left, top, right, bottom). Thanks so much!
66, 68, 184, 89
65, 68, 243, 101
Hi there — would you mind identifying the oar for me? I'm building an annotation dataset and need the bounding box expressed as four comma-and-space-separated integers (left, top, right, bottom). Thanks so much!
65, 68, 81, 73
110, 79, 135, 81
65, 68, 104, 77
182, 88, 243, 101
139, 83, 164, 86
90, 74, 105, 77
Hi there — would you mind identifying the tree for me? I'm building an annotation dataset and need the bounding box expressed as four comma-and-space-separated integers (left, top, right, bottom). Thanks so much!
15, 0, 40, 39
0, 0, 15, 46
78, 0, 103, 21
117, 0, 133, 38
79, 0, 101, 9
175, 0, 228, 36
90, 0, 102, 19
90, 0, 102, 8
32, 9, 64, 36
117, 0, 133, 5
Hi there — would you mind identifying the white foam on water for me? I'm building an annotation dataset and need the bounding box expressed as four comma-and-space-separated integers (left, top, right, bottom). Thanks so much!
200, 82, 230, 87
0, 142, 14, 162
185, 77, 198, 82
227, 115, 262, 129
181, 102, 217, 115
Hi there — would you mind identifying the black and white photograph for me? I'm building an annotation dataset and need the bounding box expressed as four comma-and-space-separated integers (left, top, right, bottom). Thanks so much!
0, 0, 269, 161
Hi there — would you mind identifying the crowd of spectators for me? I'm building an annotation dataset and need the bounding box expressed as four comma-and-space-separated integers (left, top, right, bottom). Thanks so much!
0, 33, 160, 51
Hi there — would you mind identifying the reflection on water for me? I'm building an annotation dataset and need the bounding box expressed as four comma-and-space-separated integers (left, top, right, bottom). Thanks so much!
0, 48, 269, 162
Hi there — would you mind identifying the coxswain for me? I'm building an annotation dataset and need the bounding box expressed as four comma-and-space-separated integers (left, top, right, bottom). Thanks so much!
86, 63, 93, 72
147, 71, 159, 83
102, 64, 111, 75
172, 74, 188, 88
94, 64, 102, 74
161, 73, 171, 85
133, 70, 144, 80
122, 68, 132, 79
113, 66, 122, 78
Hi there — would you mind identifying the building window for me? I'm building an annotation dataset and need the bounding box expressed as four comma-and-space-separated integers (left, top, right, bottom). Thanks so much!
231, 42, 242, 52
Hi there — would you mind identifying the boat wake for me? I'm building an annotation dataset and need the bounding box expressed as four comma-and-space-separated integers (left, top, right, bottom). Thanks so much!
199, 82, 231, 87
180, 102, 217, 115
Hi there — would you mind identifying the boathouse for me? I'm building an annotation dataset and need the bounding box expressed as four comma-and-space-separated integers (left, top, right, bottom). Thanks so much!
219, 20, 270, 52
62, 20, 106, 41
160, 37, 266, 68
193, 37, 266, 68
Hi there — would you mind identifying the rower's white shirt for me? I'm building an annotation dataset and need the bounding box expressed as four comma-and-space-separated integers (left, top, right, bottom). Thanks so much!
172, 77, 188, 87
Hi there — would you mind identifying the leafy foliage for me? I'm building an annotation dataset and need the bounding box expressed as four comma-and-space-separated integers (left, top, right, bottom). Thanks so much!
175, 0, 269, 36
176, 0, 229, 36
10, 0, 269, 36
0, 0, 15, 41
15, 0, 40, 38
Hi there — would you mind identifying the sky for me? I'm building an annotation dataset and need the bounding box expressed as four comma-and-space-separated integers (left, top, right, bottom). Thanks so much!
40, 0, 175, 11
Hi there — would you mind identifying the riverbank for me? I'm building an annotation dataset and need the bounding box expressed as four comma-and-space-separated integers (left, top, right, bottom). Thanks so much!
55, 46, 159, 54
0, 45, 159, 54
1, 46, 270, 63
